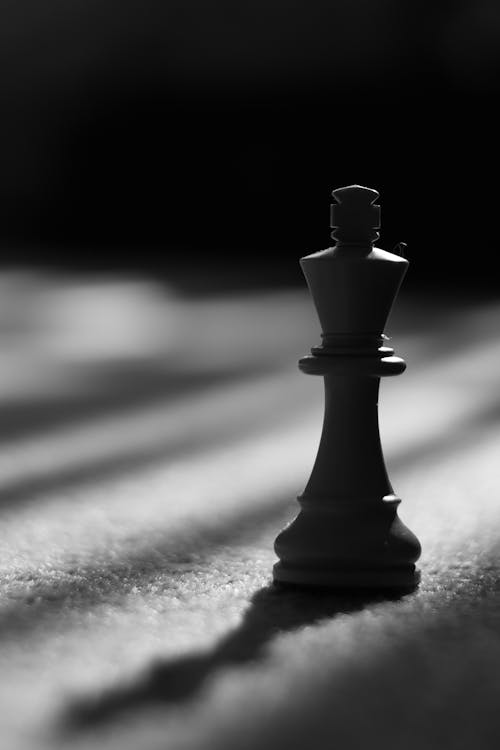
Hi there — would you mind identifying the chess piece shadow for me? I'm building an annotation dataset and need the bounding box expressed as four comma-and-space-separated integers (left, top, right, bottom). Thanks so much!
65, 583, 408, 729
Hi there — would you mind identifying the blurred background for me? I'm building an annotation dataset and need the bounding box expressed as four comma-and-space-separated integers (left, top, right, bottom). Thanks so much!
0, 0, 499, 425
0, 0, 498, 290
1, 0, 498, 441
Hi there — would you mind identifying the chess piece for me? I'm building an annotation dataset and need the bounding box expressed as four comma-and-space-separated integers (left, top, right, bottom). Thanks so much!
273, 185, 421, 589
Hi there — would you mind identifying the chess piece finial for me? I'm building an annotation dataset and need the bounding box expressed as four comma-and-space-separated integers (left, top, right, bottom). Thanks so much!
330, 184, 380, 244
273, 185, 421, 590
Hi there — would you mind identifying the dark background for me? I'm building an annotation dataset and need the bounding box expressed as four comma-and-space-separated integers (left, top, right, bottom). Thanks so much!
0, 1, 498, 290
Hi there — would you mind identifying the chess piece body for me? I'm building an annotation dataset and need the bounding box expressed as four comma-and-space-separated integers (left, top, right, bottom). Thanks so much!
273, 185, 421, 589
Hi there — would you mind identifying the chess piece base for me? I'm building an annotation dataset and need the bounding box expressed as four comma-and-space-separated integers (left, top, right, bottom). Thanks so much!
273, 562, 420, 590
273, 495, 421, 592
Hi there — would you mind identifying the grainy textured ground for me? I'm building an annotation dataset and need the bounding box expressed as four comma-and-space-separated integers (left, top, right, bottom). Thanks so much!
1, 276, 500, 750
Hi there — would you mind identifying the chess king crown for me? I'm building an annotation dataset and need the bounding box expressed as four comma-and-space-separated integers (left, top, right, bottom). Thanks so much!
301, 184, 408, 360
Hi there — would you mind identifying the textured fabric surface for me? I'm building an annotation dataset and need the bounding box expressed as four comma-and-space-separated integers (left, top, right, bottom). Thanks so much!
1, 279, 500, 750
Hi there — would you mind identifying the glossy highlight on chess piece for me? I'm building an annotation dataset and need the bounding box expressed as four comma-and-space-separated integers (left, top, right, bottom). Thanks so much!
273, 185, 421, 590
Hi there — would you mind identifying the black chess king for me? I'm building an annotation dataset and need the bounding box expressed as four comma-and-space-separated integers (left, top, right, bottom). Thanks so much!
273, 184, 421, 589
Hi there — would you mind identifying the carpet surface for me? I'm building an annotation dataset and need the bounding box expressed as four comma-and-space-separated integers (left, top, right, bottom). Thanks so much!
1, 276, 500, 750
